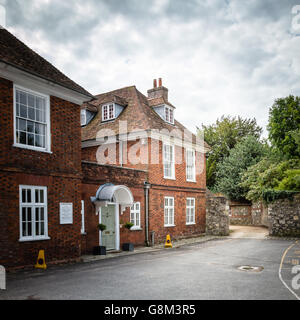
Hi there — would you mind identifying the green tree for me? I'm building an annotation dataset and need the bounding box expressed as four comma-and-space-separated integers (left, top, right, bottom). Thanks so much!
200, 116, 263, 189
267, 95, 300, 158
241, 159, 300, 202
215, 136, 267, 201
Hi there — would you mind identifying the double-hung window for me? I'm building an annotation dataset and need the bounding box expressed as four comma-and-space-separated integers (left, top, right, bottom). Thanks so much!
164, 197, 175, 226
186, 149, 196, 181
14, 86, 50, 152
186, 198, 195, 225
19, 185, 48, 241
130, 202, 141, 229
163, 143, 175, 179
102, 103, 115, 121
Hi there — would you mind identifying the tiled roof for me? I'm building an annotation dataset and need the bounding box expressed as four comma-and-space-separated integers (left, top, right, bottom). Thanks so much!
81, 85, 210, 150
0, 28, 93, 98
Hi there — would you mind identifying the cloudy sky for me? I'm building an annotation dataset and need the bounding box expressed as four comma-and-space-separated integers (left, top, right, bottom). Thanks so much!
1, 0, 300, 137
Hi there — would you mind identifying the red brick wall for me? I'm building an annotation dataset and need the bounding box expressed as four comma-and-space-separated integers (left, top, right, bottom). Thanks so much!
81, 162, 147, 252
0, 77, 83, 269
82, 136, 207, 246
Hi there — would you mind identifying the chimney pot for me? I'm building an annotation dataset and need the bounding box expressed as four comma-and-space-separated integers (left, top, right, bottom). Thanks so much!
153, 79, 157, 88
158, 78, 162, 87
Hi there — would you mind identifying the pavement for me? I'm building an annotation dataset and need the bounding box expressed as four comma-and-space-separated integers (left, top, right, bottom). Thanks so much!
1, 226, 300, 300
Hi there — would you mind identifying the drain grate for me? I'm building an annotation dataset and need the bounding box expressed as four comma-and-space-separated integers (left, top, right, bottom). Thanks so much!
238, 265, 264, 272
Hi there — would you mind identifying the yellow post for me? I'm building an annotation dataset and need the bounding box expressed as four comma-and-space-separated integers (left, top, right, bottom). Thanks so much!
165, 234, 173, 248
35, 250, 47, 270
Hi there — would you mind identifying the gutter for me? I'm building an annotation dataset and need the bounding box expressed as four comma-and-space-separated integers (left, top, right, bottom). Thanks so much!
144, 181, 151, 247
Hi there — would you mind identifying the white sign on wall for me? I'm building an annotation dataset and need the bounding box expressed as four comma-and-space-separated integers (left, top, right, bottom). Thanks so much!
59, 203, 73, 225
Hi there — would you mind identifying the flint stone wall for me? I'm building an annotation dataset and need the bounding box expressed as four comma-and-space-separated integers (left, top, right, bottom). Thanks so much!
206, 190, 229, 236
268, 194, 300, 237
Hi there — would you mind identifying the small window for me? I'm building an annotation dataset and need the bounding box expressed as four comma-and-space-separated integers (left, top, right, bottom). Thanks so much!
102, 103, 115, 121
81, 109, 87, 126
130, 202, 141, 229
81, 200, 85, 234
165, 106, 174, 124
186, 198, 195, 225
19, 185, 48, 241
186, 149, 196, 181
14, 86, 50, 152
164, 197, 175, 226
163, 143, 175, 179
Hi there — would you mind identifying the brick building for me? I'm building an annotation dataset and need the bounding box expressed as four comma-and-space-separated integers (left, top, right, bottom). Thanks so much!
0, 29, 94, 269
81, 79, 210, 252
0, 29, 209, 269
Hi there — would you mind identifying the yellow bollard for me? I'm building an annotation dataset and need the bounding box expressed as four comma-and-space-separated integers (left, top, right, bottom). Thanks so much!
165, 234, 173, 248
35, 250, 47, 270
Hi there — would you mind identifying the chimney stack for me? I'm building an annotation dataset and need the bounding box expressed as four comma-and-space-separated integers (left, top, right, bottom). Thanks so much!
147, 78, 168, 101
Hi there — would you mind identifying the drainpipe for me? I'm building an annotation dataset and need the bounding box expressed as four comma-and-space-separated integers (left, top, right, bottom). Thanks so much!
144, 181, 151, 247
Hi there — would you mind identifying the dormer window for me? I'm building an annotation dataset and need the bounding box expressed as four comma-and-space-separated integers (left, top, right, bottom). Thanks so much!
165, 106, 174, 124
81, 109, 87, 126
102, 103, 115, 121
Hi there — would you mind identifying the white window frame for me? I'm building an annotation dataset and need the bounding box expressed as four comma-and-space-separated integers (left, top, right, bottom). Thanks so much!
186, 198, 196, 225
102, 103, 116, 122
81, 109, 87, 126
165, 106, 174, 124
130, 202, 141, 230
163, 143, 175, 180
164, 197, 175, 227
81, 200, 86, 234
19, 185, 50, 242
13, 84, 51, 153
186, 148, 196, 182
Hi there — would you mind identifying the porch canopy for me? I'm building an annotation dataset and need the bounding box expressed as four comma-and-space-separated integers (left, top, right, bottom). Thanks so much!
91, 183, 134, 214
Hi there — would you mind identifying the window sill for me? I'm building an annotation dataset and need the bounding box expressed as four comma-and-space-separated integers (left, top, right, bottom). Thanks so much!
13, 143, 52, 154
163, 176, 176, 180
164, 225, 176, 228
186, 223, 196, 226
186, 180, 197, 183
130, 227, 143, 231
81, 232, 87, 235
19, 236, 51, 242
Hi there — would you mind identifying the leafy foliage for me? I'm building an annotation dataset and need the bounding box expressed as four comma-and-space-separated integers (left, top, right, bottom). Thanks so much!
240, 159, 300, 203
262, 190, 298, 204
215, 136, 267, 201
267, 96, 300, 158
201, 115, 262, 189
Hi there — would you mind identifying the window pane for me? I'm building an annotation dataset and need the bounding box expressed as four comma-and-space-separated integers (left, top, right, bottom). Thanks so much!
27, 189, 31, 203
28, 107, 35, 120
28, 94, 35, 108
27, 121, 34, 133
35, 207, 39, 221
40, 222, 45, 236
36, 222, 40, 236
16, 103, 20, 117
19, 119, 26, 131
40, 190, 44, 203
28, 133, 34, 146
22, 207, 26, 221
20, 92, 27, 105
20, 105, 27, 118
35, 190, 39, 203
40, 207, 44, 220
35, 135, 45, 148
22, 189, 26, 203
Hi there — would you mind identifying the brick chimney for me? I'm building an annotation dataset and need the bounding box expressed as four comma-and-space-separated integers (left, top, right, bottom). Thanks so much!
147, 78, 168, 101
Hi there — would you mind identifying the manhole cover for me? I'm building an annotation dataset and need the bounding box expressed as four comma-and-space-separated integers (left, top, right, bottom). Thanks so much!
238, 265, 264, 272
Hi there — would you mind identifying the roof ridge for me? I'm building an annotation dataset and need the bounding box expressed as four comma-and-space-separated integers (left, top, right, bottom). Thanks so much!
94, 85, 136, 97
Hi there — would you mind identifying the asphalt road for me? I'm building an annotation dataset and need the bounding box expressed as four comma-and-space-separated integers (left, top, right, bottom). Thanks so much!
0, 238, 299, 300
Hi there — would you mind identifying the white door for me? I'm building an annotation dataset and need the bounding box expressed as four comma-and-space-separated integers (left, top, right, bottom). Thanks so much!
100, 205, 116, 250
